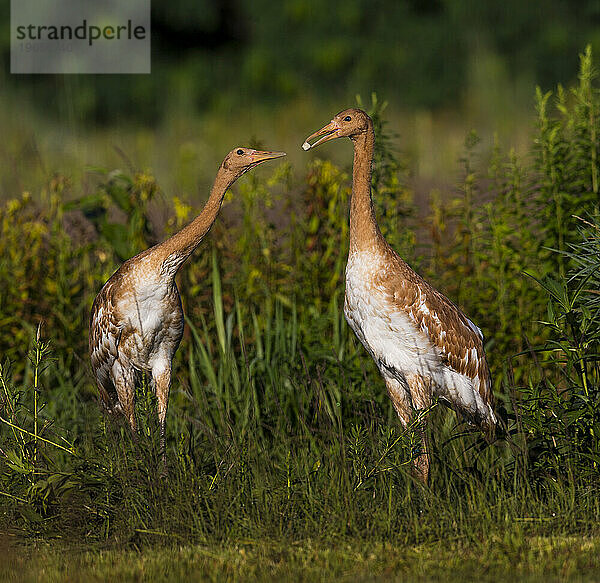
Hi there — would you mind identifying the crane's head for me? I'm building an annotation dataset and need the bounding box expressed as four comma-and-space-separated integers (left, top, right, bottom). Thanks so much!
222, 147, 286, 178
301, 108, 372, 151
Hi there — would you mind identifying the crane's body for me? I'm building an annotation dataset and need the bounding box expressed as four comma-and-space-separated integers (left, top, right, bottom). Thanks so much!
303, 109, 495, 480
89, 148, 285, 467
89, 248, 184, 423
344, 243, 495, 430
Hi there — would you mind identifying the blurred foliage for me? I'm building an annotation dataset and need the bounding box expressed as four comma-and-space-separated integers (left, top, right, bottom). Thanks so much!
64, 170, 160, 261
3, 1, 600, 122
2, 50, 600, 383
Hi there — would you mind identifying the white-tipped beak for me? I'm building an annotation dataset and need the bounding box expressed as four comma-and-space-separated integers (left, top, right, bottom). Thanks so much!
301, 120, 341, 151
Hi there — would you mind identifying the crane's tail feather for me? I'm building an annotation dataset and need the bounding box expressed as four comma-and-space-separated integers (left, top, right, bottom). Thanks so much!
95, 378, 123, 415
476, 403, 511, 443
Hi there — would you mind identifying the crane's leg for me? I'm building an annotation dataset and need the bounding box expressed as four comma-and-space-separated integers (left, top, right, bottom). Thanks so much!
112, 361, 137, 435
385, 376, 413, 427
152, 361, 172, 474
385, 375, 431, 483
406, 374, 432, 483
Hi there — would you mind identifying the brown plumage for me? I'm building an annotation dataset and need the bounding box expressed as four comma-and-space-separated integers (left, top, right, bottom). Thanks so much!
89, 148, 286, 467
303, 109, 495, 481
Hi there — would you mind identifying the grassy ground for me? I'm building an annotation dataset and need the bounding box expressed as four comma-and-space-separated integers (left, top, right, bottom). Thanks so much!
2, 536, 600, 582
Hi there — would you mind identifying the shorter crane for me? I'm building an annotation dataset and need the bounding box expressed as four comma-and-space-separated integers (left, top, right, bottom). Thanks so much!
89, 147, 286, 469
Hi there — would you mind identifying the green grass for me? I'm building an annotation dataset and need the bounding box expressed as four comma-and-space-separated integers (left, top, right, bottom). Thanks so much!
3, 537, 600, 582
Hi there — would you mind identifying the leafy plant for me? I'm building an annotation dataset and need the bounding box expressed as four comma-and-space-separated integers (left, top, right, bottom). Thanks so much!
518, 217, 600, 479
64, 169, 159, 261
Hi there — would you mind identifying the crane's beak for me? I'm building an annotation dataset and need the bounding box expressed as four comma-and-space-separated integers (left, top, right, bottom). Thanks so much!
301, 120, 341, 151
249, 150, 287, 164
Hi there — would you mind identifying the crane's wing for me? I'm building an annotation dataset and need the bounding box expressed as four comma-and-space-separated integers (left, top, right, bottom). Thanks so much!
385, 257, 493, 406
89, 281, 123, 410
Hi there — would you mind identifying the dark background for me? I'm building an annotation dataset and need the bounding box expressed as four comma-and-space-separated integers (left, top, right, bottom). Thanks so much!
2, 0, 599, 124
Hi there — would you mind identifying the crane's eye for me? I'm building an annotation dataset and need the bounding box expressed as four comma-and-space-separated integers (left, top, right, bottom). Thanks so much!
236, 149, 244, 155
344, 116, 352, 122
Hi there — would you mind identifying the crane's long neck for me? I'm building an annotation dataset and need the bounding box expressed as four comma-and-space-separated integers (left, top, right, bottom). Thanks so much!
349, 125, 382, 254
153, 168, 233, 275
